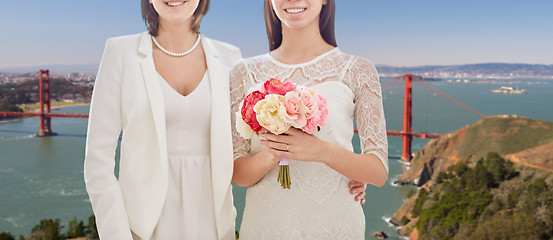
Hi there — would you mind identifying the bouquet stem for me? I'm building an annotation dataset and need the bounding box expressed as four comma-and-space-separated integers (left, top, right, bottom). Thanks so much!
277, 158, 291, 189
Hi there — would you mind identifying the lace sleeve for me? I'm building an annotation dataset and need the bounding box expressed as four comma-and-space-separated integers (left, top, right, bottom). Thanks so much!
347, 57, 389, 173
230, 60, 252, 160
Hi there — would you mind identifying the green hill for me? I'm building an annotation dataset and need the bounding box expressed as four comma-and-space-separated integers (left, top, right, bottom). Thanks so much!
396, 115, 553, 186
392, 115, 553, 239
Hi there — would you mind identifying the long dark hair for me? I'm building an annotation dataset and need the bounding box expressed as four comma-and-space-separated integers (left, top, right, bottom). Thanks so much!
141, 0, 210, 36
264, 0, 337, 51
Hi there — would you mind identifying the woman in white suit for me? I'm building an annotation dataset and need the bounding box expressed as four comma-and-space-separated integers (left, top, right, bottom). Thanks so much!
84, 0, 240, 239
84, 0, 367, 239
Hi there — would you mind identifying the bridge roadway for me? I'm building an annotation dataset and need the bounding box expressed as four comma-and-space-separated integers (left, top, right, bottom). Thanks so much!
3, 112, 442, 140
1, 112, 89, 118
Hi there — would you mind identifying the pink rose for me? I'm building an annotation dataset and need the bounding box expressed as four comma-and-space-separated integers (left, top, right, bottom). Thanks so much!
302, 118, 318, 134
264, 78, 297, 95
316, 93, 329, 127
299, 89, 319, 118
303, 108, 328, 133
241, 91, 266, 132
301, 93, 328, 134
283, 91, 307, 128
257, 84, 267, 94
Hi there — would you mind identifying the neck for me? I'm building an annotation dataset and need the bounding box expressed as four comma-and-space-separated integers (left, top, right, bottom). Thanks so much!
274, 20, 334, 63
155, 20, 197, 52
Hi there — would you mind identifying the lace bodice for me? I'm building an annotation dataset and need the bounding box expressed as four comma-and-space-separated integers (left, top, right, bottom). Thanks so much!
230, 48, 388, 172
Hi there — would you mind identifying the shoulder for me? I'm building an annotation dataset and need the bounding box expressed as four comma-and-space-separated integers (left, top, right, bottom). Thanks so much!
208, 38, 241, 55
232, 54, 269, 70
96, 32, 146, 66
100, 32, 147, 60
229, 59, 249, 79
338, 51, 378, 74
203, 36, 242, 65
104, 32, 144, 50
339, 52, 379, 83
230, 54, 269, 74
242, 54, 269, 64
338, 51, 381, 96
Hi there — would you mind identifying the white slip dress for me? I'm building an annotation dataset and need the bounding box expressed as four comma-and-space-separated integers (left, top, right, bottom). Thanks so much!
148, 71, 218, 240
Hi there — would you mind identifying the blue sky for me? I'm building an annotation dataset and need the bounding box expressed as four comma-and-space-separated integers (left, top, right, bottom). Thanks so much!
1, 0, 552, 68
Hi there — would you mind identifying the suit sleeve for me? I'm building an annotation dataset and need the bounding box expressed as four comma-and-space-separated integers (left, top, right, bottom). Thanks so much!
83, 39, 133, 240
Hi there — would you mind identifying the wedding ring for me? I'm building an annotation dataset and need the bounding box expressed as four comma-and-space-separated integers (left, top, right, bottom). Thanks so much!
285, 144, 289, 151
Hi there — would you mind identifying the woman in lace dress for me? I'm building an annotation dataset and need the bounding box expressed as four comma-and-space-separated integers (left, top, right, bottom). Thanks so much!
230, 0, 388, 239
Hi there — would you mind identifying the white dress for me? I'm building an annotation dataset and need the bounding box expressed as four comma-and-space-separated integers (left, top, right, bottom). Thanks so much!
148, 71, 218, 240
230, 48, 389, 240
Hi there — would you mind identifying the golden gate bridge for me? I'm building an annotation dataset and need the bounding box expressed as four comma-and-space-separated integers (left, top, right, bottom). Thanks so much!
379, 74, 486, 161
1, 70, 486, 162
0, 70, 88, 136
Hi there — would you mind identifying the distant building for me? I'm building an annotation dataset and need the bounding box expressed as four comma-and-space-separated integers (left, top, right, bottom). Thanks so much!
489, 86, 526, 94
69, 72, 79, 80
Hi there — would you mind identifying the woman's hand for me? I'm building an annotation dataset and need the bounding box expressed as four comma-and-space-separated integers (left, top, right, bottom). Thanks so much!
259, 128, 387, 187
232, 130, 284, 187
257, 129, 287, 164
260, 128, 331, 163
349, 181, 367, 205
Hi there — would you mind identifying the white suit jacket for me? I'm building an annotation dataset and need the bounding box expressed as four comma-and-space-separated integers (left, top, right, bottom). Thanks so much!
84, 32, 241, 240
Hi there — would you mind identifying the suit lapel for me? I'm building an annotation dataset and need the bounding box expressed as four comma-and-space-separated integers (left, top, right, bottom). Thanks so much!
203, 36, 234, 237
138, 32, 168, 174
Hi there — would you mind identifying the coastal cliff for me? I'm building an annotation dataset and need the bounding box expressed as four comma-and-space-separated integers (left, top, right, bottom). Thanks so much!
392, 115, 553, 239
395, 115, 553, 187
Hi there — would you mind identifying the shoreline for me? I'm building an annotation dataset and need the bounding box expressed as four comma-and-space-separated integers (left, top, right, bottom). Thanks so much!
23, 102, 90, 113
49, 102, 90, 112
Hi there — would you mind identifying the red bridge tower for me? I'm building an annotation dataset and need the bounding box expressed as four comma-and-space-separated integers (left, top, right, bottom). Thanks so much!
402, 74, 413, 161
38, 69, 57, 136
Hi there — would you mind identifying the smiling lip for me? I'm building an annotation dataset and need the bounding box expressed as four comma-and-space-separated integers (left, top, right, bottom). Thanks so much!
285, 8, 307, 14
166, 1, 186, 7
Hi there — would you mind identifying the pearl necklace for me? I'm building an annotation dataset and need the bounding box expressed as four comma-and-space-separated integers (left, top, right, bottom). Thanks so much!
151, 34, 201, 57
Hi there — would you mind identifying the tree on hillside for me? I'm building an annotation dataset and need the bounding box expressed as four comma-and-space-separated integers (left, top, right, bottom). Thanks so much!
0, 103, 23, 112
0, 232, 15, 240
484, 152, 517, 182
412, 188, 429, 217
66, 217, 86, 238
415, 153, 522, 239
87, 214, 99, 239
30, 219, 63, 240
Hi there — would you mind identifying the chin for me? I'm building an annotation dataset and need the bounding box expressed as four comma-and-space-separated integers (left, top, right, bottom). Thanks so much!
282, 19, 317, 31
160, 14, 194, 26
280, 12, 320, 30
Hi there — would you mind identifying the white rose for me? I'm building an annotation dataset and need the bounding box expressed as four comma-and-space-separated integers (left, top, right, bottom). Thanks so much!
236, 112, 254, 139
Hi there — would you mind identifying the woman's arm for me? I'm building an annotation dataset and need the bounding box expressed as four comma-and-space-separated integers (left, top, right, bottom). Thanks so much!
229, 61, 280, 186
83, 38, 133, 240
325, 146, 387, 187
229, 61, 266, 187
232, 148, 279, 187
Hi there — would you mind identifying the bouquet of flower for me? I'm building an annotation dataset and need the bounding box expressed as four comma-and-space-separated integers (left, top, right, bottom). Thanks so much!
235, 78, 328, 189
